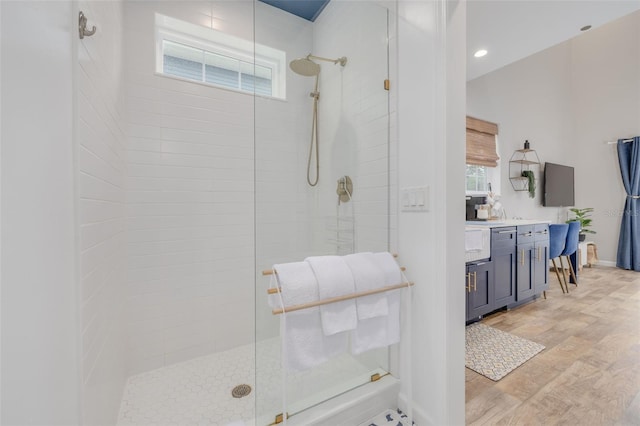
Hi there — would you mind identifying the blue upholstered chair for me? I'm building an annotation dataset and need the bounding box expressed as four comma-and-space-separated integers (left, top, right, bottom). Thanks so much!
560, 221, 581, 289
549, 224, 570, 294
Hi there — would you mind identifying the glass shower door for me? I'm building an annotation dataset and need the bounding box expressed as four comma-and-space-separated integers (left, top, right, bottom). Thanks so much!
254, 1, 393, 423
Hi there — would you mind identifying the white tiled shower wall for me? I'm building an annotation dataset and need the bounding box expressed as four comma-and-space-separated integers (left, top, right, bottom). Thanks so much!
122, 0, 398, 371
311, 1, 395, 255
123, 1, 315, 373
77, 0, 128, 423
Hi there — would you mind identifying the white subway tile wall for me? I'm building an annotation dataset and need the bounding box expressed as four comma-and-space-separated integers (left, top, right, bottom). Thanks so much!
77, 0, 128, 424
123, 1, 315, 374
313, 2, 393, 253
124, 3, 254, 373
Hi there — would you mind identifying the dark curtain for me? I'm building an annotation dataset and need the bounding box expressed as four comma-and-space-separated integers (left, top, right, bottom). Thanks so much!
616, 136, 640, 271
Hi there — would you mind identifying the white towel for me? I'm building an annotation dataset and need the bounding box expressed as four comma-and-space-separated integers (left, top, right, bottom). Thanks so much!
352, 316, 388, 355
344, 253, 388, 320
465, 229, 484, 251
305, 255, 358, 336
373, 252, 402, 346
271, 262, 344, 371
270, 262, 319, 311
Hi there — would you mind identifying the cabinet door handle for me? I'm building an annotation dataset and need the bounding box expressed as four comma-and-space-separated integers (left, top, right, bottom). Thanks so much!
473, 271, 477, 291
498, 230, 516, 234
466, 273, 471, 293
520, 249, 525, 265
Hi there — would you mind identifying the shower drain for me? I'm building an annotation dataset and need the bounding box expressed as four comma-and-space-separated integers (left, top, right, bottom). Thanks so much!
231, 384, 252, 398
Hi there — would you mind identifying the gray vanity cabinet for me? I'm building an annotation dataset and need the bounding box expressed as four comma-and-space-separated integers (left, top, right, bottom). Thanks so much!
532, 224, 550, 294
466, 223, 549, 323
491, 227, 517, 307
516, 224, 549, 301
466, 261, 494, 320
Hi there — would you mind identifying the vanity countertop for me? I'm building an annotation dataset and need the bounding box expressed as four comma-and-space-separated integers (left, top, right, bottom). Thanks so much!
465, 219, 552, 229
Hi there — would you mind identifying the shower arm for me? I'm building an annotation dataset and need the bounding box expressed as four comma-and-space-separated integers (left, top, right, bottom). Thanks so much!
307, 54, 347, 67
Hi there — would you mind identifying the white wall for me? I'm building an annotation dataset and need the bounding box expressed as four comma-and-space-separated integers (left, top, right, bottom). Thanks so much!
1, 1, 81, 424
76, 0, 128, 423
468, 10, 640, 263
570, 11, 640, 263
123, 0, 254, 374
396, 1, 465, 424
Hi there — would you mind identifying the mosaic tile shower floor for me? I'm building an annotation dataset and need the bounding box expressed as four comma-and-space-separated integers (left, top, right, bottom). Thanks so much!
117, 338, 377, 426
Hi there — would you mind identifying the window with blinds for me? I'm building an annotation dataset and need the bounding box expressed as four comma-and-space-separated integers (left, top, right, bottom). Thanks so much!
466, 116, 499, 167
162, 41, 273, 97
156, 14, 285, 99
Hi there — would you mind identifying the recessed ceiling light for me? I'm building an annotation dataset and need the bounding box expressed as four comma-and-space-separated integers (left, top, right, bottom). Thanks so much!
474, 49, 488, 58
580, 25, 592, 31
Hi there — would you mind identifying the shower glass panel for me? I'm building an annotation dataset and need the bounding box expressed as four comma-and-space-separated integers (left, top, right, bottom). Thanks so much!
254, 1, 392, 423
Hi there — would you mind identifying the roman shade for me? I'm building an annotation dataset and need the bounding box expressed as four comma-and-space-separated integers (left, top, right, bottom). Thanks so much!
466, 116, 499, 167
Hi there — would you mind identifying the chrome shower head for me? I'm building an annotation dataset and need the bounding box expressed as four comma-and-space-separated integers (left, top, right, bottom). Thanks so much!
289, 57, 321, 77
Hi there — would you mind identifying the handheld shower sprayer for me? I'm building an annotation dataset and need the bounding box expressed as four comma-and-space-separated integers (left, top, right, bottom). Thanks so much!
289, 53, 348, 187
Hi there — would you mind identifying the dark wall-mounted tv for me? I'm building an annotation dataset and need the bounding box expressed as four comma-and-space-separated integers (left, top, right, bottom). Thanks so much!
543, 162, 575, 207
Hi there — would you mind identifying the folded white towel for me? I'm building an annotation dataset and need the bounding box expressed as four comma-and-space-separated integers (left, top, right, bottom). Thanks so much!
344, 253, 388, 320
306, 255, 358, 336
372, 252, 403, 346
271, 262, 345, 371
280, 309, 345, 371
352, 316, 388, 355
465, 229, 484, 251
271, 262, 319, 311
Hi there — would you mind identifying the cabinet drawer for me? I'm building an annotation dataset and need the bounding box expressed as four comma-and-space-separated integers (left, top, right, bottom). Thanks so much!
491, 227, 517, 252
534, 224, 549, 241
517, 225, 535, 244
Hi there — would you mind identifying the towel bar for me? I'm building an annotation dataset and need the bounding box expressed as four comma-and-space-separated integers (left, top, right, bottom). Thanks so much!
270, 281, 414, 315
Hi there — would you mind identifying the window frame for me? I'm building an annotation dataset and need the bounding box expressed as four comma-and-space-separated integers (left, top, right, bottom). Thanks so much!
466, 137, 502, 196
154, 14, 286, 99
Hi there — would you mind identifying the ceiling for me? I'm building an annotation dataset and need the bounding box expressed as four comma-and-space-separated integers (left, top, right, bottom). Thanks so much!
467, 0, 640, 81
257, 1, 640, 79
258, 0, 330, 22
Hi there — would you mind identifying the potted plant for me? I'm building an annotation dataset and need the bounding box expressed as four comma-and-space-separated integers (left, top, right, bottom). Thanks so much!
567, 207, 596, 241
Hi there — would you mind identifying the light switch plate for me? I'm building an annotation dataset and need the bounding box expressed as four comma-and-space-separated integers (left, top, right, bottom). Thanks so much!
401, 186, 429, 212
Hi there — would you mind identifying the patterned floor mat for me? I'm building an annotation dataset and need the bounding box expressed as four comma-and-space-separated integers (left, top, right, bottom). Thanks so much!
466, 323, 545, 381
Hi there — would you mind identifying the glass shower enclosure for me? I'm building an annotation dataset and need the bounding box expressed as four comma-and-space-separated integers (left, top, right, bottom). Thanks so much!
254, 1, 394, 423
112, 0, 394, 424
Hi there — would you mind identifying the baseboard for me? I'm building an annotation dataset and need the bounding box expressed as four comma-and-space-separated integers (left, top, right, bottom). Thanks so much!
397, 392, 432, 425
597, 260, 616, 267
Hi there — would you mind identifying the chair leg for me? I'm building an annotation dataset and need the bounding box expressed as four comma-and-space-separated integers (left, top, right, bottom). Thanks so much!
543, 290, 547, 299
551, 258, 566, 294
566, 255, 578, 286
558, 256, 570, 293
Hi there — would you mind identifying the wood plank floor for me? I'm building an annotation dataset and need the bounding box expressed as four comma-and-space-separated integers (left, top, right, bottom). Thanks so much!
466, 266, 640, 425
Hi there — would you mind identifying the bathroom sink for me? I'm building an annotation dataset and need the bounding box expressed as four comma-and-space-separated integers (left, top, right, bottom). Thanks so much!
465, 228, 491, 262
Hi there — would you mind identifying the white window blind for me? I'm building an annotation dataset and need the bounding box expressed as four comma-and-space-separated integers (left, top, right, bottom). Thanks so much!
156, 14, 285, 99
162, 40, 273, 97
